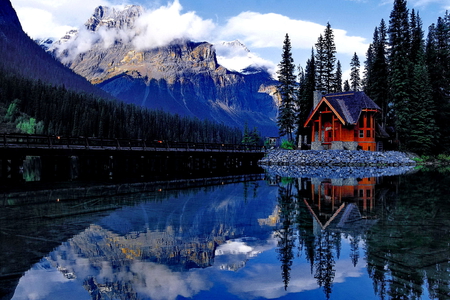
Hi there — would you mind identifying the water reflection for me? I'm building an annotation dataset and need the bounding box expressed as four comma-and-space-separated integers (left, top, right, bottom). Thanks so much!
5, 167, 450, 299
273, 176, 380, 298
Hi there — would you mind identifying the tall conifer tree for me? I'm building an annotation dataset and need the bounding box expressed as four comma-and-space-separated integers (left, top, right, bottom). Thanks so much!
426, 14, 450, 153
323, 23, 337, 93
408, 11, 438, 154
315, 23, 337, 94
277, 33, 297, 142
315, 34, 326, 94
296, 50, 316, 146
370, 19, 389, 126
335, 61, 343, 93
388, 0, 412, 149
350, 53, 361, 91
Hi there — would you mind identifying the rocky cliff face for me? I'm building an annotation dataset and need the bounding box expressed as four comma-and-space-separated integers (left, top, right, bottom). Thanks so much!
49, 5, 279, 136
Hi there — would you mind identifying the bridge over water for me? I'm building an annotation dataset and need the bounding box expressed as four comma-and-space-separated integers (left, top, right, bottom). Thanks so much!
0, 134, 265, 181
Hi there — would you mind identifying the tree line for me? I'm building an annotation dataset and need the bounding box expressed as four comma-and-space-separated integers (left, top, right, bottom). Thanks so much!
277, 0, 450, 155
0, 70, 243, 144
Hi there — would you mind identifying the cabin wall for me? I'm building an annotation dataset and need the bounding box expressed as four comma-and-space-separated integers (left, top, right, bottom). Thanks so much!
355, 112, 377, 151
308, 105, 378, 151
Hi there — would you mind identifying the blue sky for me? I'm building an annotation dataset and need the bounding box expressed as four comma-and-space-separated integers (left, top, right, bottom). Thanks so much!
9, 0, 450, 78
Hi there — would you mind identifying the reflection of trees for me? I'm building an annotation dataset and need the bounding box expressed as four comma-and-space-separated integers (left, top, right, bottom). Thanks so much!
314, 231, 336, 299
275, 180, 295, 290
273, 176, 383, 298
365, 170, 450, 300
274, 178, 339, 297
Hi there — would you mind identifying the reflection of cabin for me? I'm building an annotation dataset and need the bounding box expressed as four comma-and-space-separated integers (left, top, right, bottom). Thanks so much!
304, 91, 381, 151
304, 177, 376, 231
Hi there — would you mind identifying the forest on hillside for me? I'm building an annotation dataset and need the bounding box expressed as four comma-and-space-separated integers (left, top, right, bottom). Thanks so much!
278, 0, 450, 155
0, 70, 243, 144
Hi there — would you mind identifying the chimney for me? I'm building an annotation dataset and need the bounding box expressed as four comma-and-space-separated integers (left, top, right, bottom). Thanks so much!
313, 90, 322, 108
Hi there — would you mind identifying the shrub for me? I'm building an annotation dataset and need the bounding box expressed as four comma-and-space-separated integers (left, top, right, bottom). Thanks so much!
281, 140, 295, 150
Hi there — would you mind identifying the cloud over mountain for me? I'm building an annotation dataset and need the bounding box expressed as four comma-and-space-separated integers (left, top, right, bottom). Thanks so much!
132, 0, 215, 50
12, 0, 372, 75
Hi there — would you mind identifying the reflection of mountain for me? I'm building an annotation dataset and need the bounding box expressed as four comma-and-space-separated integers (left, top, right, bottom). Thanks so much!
15, 181, 279, 299
13, 171, 450, 300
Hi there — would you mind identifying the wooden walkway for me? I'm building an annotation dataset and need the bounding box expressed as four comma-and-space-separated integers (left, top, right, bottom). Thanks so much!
0, 133, 264, 153
0, 134, 265, 181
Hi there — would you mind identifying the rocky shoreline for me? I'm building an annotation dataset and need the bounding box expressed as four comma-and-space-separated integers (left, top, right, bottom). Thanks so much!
260, 164, 416, 179
258, 149, 416, 167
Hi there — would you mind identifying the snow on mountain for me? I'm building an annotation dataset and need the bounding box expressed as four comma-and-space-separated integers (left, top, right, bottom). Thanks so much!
215, 40, 275, 75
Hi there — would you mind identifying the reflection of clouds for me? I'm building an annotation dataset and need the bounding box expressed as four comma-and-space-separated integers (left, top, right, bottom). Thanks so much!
214, 237, 277, 271
12, 261, 89, 300
131, 261, 212, 300
210, 236, 366, 300
216, 240, 253, 255
219, 258, 365, 300
13, 231, 367, 300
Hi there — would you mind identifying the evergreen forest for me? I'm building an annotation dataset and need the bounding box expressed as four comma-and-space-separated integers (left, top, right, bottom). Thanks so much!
0, 70, 243, 144
278, 0, 450, 155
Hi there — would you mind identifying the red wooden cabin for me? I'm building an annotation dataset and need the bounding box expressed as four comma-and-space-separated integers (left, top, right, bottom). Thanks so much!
304, 91, 381, 151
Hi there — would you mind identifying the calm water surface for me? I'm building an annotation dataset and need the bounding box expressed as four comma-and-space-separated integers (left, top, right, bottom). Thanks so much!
2, 167, 450, 300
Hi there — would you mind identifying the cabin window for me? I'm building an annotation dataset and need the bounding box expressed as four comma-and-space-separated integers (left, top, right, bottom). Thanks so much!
359, 130, 364, 138
367, 130, 371, 137
359, 190, 364, 197
367, 190, 371, 197
359, 115, 365, 128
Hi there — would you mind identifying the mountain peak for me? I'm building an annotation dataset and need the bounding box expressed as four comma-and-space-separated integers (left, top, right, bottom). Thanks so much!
221, 40, 250, 53
85, 5, 144, 31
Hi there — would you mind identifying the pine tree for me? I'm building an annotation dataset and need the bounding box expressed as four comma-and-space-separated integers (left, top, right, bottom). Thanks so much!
350, 53, 361, 91
323, 23, 337, 93
407, 10, 438, 154
277, 33, 297, 142
388, 0, 412, 149
296, 50, 316, 146
343, 80, 350, 92
369, 19, 389, 126
315, 23, 337, 94
315, 34, 326, 94
334, 60, 343, 93
426, 14, 450, 153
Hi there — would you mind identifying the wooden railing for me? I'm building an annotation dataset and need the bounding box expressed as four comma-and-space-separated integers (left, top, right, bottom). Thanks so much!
0, 133, 264, 152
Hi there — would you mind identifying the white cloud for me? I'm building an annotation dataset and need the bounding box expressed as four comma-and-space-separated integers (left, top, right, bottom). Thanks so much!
11, 0, 112, 38
220, 11, 369, 57
132, 0, 215, 50
11, 0, 369, 77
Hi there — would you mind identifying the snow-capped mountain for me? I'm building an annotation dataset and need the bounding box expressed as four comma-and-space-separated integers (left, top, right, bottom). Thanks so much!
43, 5, 279, 135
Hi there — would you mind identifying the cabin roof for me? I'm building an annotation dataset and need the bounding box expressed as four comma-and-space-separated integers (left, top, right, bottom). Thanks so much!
305, 91, 381, 126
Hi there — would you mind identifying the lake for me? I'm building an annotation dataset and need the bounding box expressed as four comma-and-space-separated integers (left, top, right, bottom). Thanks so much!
1, 166, 450, 300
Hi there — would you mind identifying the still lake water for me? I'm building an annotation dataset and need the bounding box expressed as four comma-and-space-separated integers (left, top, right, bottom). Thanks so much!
1, 166, 450, 300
